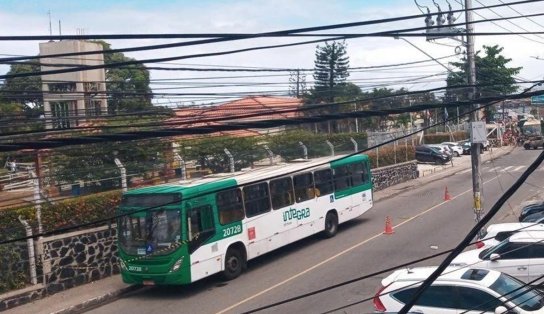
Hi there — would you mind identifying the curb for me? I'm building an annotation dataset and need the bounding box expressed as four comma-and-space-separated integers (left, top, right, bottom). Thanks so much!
52, 284, 142, 314
374, 146, 515, 203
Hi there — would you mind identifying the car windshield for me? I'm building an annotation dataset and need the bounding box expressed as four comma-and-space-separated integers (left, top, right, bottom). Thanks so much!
523, 211, 544, 223
489, 273, 544, 311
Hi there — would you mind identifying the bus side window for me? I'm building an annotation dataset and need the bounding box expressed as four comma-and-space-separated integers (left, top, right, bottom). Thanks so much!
243, 182, 271, 218
333, 165, 351, 191
314, 169, 333, 195
294, 172, 314, 202
216, 189, 244, 225
351, 162, 365, 186
270, 177, 294, 209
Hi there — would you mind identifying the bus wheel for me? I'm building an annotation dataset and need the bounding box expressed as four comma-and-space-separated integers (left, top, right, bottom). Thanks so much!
323, 212, 338, 238
223, 248, 244, 280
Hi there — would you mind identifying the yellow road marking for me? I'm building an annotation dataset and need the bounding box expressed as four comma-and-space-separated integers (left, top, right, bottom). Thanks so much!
217, 176, 500, 314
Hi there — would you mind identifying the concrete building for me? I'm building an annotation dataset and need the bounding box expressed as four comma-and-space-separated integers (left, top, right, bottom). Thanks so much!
39, 41, 108, 129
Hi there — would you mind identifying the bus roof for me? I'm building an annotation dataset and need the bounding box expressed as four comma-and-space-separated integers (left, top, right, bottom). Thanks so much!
123, 154, 368, 199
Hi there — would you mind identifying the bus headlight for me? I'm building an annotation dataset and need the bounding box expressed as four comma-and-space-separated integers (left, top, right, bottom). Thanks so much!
171, 257, 184, 272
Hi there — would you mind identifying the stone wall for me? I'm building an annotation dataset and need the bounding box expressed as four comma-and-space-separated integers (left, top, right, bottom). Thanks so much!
42, 226, 120, 294
371, 160, 418, 191
0, 226, 119, 311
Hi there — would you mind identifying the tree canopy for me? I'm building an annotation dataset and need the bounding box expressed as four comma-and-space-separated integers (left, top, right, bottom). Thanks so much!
92, 41, 153, 113
310, 41, 350, 102
446, 45, 521, 121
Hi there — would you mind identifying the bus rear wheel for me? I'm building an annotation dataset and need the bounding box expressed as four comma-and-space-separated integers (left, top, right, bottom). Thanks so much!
222, 248, 244, 280
323, 212, 338, 238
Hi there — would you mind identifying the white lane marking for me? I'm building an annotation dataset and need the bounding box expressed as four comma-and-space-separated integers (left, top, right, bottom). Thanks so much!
216, 176, 501, 314
513, 166, 526, 172
502, 166, 514, 172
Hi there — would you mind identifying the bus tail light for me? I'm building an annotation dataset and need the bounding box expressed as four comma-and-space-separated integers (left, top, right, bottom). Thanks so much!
373, 283, 391, 312
171, 257, 184, 272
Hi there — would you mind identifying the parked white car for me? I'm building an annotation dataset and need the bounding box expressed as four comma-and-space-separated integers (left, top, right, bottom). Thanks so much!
452, 230, 544, 284
374, 266, 544, 313
475, 222, 544, 249
440, 142, 464, 157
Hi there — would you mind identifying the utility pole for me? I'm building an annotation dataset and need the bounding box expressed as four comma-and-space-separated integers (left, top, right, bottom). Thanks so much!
465, 0, 483, 223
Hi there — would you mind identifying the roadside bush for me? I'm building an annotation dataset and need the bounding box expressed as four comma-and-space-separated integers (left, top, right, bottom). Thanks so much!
267, 130, 368, 161
0, 190, 122, 241
366, 144, 415, 169
423, 131, 468, 144
0, 244, 27, 294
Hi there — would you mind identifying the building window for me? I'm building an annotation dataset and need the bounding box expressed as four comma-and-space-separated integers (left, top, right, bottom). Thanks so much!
48, 83, 76, 93
50, 101, 71, 129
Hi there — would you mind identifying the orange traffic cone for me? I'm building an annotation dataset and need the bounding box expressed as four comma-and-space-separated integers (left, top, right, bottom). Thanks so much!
444, 186, 452, 201
383, 216, 394, 235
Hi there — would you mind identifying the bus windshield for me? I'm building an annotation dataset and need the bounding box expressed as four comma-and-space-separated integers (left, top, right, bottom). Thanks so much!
119, 209, 181, 256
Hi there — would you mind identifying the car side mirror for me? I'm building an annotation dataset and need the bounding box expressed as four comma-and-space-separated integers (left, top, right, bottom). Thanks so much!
490, 253, 501, 261
495, 305, 517, 314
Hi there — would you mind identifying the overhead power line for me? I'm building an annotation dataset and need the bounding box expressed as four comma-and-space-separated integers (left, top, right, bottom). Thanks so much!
1, 86, 543, 152
2, 10, 544, 80
0, 0, 542, 42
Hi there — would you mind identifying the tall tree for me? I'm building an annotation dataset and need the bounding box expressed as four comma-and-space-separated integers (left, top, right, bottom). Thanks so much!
311, 41, 350, 102
0, 62, 43, 111
93, 41, 153, 113
304, 41, 350, 133
446, 45, 521, 122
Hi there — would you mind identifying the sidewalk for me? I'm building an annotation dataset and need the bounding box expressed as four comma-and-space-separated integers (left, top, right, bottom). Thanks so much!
3, 146, 515, 314
5, 275, 138, 314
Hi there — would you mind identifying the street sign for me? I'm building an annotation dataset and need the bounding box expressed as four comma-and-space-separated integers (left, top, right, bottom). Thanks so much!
471, 121, 487, 143
531, 95, 544, 105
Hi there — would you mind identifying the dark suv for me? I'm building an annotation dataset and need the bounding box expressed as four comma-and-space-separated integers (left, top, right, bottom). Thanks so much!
415, 145, 451, 164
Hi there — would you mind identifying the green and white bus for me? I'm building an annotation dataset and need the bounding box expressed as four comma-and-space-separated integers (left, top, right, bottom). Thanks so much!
117, 154, 373, 285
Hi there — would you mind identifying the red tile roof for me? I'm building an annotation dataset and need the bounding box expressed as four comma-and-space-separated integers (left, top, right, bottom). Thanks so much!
169, 96, 303, 137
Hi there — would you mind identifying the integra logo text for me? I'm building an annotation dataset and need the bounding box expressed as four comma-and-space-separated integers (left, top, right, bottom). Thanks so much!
283, 207, 310, 222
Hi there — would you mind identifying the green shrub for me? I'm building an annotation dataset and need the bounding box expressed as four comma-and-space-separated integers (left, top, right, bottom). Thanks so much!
366, 144, 415, 169
267, 130, 368, 161
423, 131, 468, 144
0, 190, 122, 240
0, 244, 27, 294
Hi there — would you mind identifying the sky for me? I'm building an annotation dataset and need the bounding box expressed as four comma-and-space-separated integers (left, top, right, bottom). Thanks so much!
1, 0, 544, 106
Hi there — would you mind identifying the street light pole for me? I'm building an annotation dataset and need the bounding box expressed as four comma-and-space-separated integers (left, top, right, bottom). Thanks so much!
465, 0, 483, 223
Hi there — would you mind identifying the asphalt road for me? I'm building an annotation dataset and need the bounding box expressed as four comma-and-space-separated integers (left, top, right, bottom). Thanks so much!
89, 148, 544, 314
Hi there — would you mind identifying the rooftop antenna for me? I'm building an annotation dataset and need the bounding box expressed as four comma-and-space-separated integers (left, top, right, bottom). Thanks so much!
47, 10, 53, 41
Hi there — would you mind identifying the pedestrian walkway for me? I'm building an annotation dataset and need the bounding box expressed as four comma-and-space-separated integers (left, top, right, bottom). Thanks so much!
5, 275, 137, 314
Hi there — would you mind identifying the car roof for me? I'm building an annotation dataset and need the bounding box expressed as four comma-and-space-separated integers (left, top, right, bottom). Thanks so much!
508, 230, 544, 243
382, 266, 500, 288
486, 223, 544, 235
